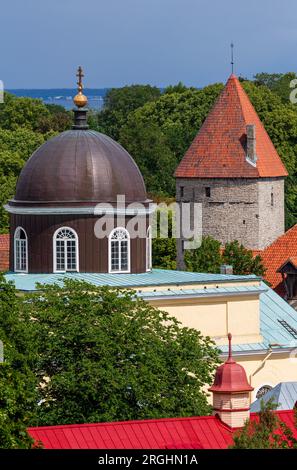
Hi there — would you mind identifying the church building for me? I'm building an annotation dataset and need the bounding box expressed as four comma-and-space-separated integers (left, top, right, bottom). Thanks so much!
5, 67, 153, 275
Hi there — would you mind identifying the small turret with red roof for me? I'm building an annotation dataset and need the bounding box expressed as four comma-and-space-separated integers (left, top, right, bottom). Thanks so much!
209, 333, 253, 428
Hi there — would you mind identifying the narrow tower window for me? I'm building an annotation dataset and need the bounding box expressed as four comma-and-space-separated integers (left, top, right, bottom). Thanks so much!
54, 227, 79, 273
109, 227, 130, 273
205, 187, 211, 197
180, 186, 184, 198
14, 227, 28, 272
146, 226, 152, 271
271, 192, 274, 206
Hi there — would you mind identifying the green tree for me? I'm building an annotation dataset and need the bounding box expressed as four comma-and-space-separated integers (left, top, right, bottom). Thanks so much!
164, 82, 189, 94
231, 399, 297, 449
0, 128, 45, 160
152, 209, 176, 269
0, 174, 18, 233
119, 84, 223, 196
120, 122, 176, 195
0, 94, 50, 132
254, 72, 297, 103
37, 104, 72, 133
0, 129, 46, 233
0, 274, 37, 448
223, 240, 266, 276
25, 280, 219, 426
96, 85, 161, 139
184, 237, 222, 274
0, 150, 27, 233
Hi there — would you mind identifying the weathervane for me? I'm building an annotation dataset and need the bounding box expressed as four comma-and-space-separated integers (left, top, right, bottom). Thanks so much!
73, 66, 88, 108
230, 42, 234, 74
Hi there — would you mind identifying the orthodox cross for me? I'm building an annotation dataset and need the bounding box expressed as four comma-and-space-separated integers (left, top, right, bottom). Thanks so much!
76, 66, 84, 92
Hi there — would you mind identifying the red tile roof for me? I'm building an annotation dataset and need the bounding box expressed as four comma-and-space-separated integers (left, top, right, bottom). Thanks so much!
255, 224, 297, 295
0, 234, 9, 272
175, 74, 288, 179
28, 410, 296, 449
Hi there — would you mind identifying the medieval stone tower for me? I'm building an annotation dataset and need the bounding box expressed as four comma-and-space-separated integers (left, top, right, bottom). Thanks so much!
175, 74, 288, 269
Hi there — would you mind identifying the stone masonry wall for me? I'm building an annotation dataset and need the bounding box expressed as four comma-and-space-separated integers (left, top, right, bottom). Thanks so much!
176, 177, 285, 268
258, 178, 285, 250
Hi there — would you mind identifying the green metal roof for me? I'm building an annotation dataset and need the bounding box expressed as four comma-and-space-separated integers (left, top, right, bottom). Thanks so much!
4, 269, 259, 291
139, 285, 267, 300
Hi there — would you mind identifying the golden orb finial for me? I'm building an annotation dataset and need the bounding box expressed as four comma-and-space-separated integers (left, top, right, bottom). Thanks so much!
73, 66, 88, 108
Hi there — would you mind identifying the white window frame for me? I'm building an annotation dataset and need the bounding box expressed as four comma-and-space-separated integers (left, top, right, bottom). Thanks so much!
53, 227, 79, 273
14, 226, 28, 273
108, 227, 130, 274
146, 226, 152, 272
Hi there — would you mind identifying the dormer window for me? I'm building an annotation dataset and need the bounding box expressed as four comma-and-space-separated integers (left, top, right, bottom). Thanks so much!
14, 227, 28, 272
246, 124, 258, 167
53, 227, 79, 273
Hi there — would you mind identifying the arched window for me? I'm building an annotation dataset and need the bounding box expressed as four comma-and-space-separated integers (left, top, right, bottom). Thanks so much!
14, 227, 28, 272
146, 226, 152, 271
53, 227, 79, 273
256, 384, 273, 400
109, 227, 130, 273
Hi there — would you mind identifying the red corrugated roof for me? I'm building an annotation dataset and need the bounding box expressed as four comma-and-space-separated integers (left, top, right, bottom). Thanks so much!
175, 74, 288, 179
0, 234, 9, 272
28, 410, 296, 449
254, 224, 297, 295
28, 415, 233, 449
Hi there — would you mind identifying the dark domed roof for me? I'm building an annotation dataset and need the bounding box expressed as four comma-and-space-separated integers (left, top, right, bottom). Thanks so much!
12, 130, 147, 207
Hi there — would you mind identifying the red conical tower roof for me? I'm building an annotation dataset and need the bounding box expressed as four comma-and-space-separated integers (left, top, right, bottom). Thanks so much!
209, 333, 254, 393
175, 74, 288, 179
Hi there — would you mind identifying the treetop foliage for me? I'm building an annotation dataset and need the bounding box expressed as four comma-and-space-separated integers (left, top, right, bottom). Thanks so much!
231, 399, 297, 449
0, 274, 220, 445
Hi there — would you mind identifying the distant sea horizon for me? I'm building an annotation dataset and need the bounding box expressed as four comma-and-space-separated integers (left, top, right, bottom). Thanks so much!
7, 88, 109, 110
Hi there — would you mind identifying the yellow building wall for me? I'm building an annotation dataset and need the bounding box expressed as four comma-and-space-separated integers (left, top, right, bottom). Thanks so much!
148, 295, 262, 345
236, 353, 297, 402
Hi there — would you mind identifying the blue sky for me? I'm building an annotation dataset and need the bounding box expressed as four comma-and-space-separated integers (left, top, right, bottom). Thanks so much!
1, 0, 297, 88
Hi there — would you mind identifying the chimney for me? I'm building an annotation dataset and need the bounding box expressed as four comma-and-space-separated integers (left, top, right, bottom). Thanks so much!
220, 265, 233, 275
209, 333, 254, 428
246, 124, 257, 166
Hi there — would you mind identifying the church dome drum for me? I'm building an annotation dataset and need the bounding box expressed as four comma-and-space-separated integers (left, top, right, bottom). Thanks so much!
6, 68, 153, 275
